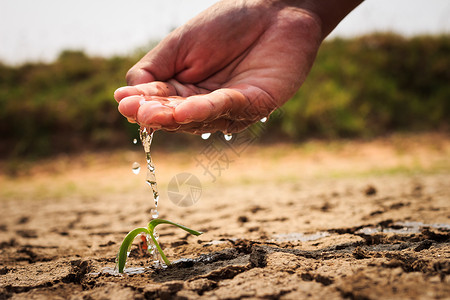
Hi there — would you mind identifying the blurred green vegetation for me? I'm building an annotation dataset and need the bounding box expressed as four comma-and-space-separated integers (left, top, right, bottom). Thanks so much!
0, 33, 448, 160
276, 33, 450, 139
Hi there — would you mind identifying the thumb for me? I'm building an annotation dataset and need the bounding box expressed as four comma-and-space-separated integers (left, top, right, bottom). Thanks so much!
126, 68, 155, 86
126, 38, 180, 85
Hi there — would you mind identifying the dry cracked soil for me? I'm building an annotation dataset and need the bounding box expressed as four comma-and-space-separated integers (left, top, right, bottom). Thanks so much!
1, 133, 449, 299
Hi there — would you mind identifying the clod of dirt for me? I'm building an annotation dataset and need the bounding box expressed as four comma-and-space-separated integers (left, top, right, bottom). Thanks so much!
389, 202, 408, 209
171, 240, 188, 247
157, 281, 184, 299
248, 205, 265, 214
352, 246, 371, 259
382, 253, 435, 274
62, 260, 91, 283
0, 239, 17, 249
414, 240, 433, 252
364, 185, 377, 196
15, 230, 38, 239
203, 265, 249, 282
185, 278, 217, 294
320, 202, 332, 212
99, 240, 115, 247
314, 274, 334, 286
433, 261, 450, 276
249, 246, 268, 267
422, 229, 449, 243
17, 216, 30, 224
369, 210, 384, 216
247, 226, 259, 232
237, 215, 249, 223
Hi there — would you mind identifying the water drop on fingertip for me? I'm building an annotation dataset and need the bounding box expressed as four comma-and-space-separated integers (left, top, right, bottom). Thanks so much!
260, 117, 268, 123
224, 133, 233, 141
201, 133, 211, 140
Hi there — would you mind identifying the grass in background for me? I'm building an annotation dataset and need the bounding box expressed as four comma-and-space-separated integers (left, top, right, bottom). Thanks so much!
274, 33, 450, 139
0, 33, 448, 160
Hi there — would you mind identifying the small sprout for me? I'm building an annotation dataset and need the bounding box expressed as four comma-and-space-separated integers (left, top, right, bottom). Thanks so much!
117, 219, 202, 273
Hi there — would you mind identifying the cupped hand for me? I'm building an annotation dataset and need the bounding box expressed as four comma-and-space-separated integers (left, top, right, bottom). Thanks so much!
114, 0, 323, 134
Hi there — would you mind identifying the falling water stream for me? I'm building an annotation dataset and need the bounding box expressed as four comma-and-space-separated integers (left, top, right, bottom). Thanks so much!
139, 127, 160, 217
138, 127, 162, 265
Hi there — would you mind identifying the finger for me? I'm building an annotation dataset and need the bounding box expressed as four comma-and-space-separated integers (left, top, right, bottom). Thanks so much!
114, 82, 177, 102
118, 95, 181, 125
137, 101, 177, 128
172, 118, 254, 135
173, 88, 249, 124
118, 95, 145, 120
126, 37, 180, 85
126, 65, 157, 86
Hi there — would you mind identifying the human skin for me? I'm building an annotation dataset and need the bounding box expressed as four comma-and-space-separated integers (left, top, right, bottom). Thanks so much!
114, 0, 363, 134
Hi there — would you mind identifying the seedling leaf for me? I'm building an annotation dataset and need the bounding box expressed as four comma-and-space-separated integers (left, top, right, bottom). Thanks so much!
117, 219, 202, 273
147, 219, 203, 266
117, 227, 149, 273
147, 219, 203, 236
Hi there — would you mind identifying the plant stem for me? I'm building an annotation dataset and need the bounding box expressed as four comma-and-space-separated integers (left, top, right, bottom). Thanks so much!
148, 230, 171, 266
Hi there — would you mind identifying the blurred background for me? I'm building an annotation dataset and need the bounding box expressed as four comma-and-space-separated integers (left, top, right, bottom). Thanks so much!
0, 0, 449, 163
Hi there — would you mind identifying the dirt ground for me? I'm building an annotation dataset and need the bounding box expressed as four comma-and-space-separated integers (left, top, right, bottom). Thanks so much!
1, 132, 449, 299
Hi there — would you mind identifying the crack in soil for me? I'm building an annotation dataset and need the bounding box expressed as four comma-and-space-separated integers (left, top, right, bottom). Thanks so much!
1, 169, 449, 299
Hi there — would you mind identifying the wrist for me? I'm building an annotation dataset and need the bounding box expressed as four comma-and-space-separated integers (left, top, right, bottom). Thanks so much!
270, 0, 363, 39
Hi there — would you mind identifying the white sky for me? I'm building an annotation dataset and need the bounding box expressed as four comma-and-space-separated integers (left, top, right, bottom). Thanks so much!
1, 0, 449, 65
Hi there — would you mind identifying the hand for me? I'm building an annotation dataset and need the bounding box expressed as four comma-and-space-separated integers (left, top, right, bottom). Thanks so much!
114, 0, 352, 134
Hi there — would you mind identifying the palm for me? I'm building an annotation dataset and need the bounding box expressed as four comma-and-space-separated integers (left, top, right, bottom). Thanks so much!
115, 0, 322, 134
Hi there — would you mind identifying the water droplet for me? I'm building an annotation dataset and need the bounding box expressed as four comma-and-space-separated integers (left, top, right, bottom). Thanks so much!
151, 208, 159, 219
131, 162, 141, 174
133, 138, 138, 144
224, 133, 233, 141
260, 117, 268, 123
201, 133, 211, 140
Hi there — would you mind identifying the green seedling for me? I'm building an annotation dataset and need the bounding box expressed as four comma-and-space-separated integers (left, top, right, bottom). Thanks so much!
117, 219, 202, 273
